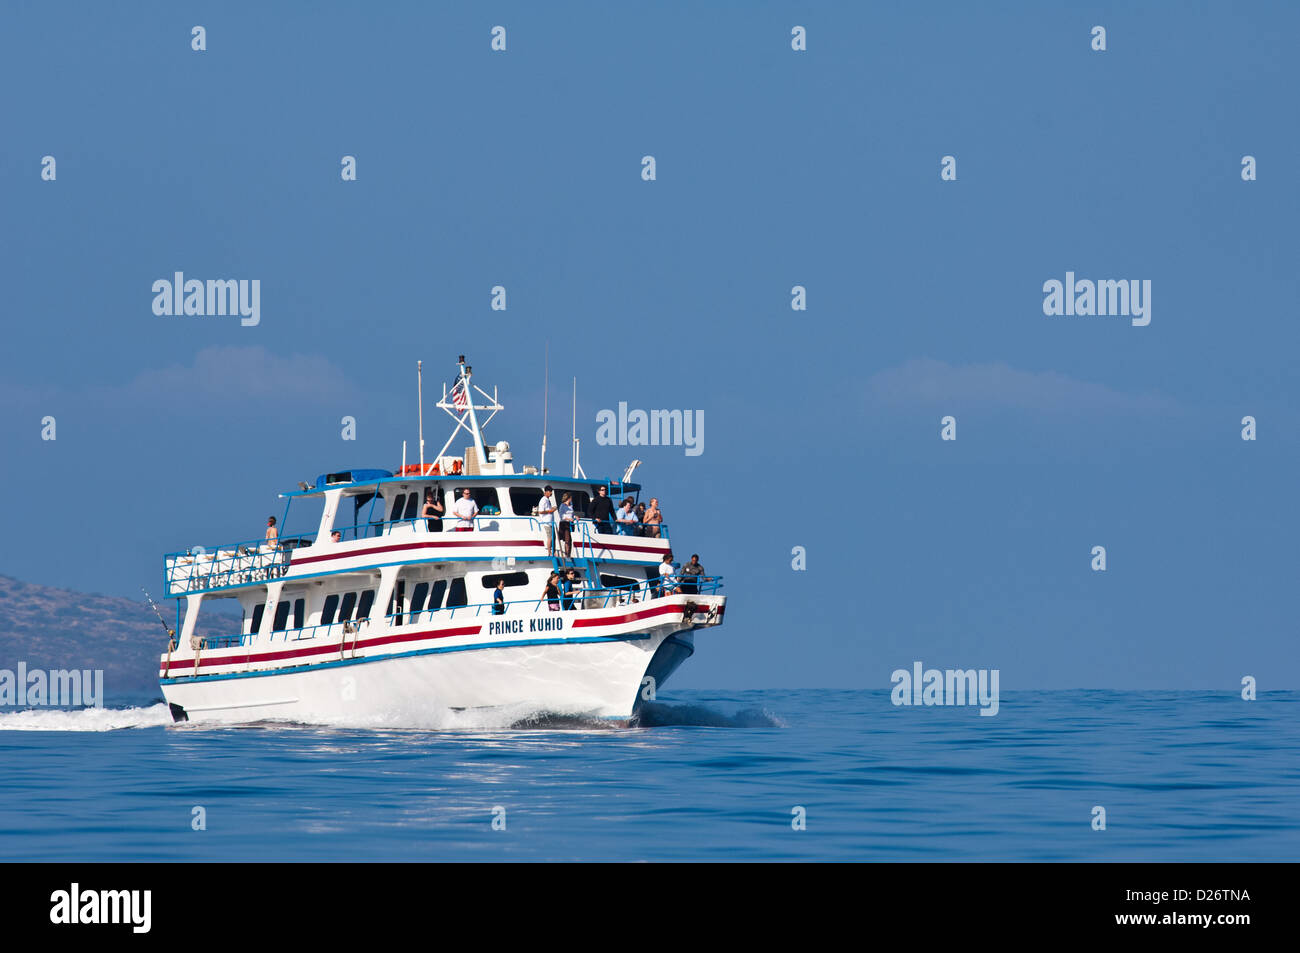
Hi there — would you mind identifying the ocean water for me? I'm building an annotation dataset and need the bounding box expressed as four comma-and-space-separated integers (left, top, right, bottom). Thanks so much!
0, 689, 1296, 862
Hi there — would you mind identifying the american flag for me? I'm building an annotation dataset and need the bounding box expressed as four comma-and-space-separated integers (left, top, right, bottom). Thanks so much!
451, 378, 468, 411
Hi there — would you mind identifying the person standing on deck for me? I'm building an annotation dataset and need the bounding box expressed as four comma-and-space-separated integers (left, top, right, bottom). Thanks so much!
557, 492, 575, 560
537, 485, 557, 556
493, 578, 506, 615
643, 497, 663, 538
590, 484, 615, 535
453, 488, 479, 531
264, 516, 279, 550
422, 487, 444, 533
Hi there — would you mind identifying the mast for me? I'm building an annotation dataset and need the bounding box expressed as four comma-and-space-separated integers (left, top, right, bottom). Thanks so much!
460, 355, 488, 470
541, 341, 549, 474
417, 360, 425, 470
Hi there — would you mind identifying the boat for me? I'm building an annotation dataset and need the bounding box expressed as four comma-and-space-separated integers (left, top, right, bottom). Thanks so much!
157, 356, 726, 725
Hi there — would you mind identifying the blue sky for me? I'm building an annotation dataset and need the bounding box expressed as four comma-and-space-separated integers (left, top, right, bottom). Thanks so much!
1, 2, 1296, 689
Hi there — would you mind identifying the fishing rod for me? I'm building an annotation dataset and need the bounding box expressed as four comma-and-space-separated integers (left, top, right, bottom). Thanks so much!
141, 587, 176, 646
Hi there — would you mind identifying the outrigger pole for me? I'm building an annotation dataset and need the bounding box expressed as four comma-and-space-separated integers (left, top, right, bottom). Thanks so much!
141, 587, 175, 642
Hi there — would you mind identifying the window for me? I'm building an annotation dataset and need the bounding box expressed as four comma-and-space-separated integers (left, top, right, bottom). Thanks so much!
410, 582, 429, 618
250, 603, 265, 634
272, 600, 291, 631
600, 574, 638, 590
293, 599, 305, 630
390, 581, 406, 625
447, 577, 467, 608
339, 591, 358, 621
568, 490, 590, 517
481, 572, 530, 589
429, 579, 448, 611
508, 488, 545, 517
321, 594, 340, 626
357, 589, 376, 620
402, 493, 420, 521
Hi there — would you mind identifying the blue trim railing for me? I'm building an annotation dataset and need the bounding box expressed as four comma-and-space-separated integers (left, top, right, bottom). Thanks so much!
194, 575, 723, 649
165, 516, 678, 596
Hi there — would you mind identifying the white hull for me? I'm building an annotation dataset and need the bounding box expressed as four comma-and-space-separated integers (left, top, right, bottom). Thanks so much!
161, 595, 720, 725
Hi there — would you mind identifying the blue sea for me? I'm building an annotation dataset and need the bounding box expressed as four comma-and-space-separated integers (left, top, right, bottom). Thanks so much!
1, 690, 1296, 862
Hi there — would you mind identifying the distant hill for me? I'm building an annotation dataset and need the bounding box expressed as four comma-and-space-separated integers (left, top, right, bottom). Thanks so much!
0, 575, 242, 701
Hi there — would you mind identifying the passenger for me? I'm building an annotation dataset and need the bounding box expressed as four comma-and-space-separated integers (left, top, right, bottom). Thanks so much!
452, 488, 479, 531
590, 484, 615, 535
616, 498, 637, 535
264, 516, 279, 550
330, 530, 342, 543
634, 502, 647, 537
657, 550, 676, 596
423, 487, 444, 533
680, 553, 705, 595
560, 568, 576, 610
643, 497, 663, 538
557, 492, 575, 560
492, 578, 506, 615
537, 485, 557, 556
544, 571, 561, 611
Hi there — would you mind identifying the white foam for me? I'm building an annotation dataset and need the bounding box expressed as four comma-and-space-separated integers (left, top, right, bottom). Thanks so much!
0, 703, 172, 732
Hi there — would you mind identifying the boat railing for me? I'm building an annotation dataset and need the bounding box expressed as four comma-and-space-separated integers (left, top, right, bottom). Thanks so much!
195, 575, 724, 649
164, 537, 297, 597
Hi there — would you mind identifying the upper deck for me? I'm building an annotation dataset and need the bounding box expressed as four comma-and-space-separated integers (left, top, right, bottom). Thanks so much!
164, 477, 672, 598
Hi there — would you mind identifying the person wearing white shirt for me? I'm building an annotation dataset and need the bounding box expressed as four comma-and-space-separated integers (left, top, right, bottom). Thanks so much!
536, 485, 557, 556
452, 488, 479, 531
657, 551, 676, 597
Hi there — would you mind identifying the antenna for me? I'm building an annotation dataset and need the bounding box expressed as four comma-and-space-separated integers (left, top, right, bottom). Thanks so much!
417, 360, 425, 470
571, 376, 586, 479
541, 341, 549, 474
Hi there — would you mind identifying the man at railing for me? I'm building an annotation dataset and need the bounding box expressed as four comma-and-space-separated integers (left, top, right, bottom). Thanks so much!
679, 554, 705, 595
452, 487, 478, 531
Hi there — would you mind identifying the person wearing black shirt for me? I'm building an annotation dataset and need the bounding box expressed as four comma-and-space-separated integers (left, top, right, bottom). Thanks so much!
589, 484, 615, 535
680, 554, 705, 595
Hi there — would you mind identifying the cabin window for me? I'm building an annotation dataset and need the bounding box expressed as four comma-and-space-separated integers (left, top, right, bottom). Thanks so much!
454, 487, 500, 514
250, 603, 264, 634
293, 599, 305, 630
402, 493, 420, 521
339, 591, 358, 621
272, 600, 291, 631
481, 572, 530, 589
390, 580, 406, 625
508, 488, 545, 517
389, 493, 407, 522
321, 594, 340, 626
600, 574, 638, 590
357, 589, 376, 620
429, 579, 448, 610
410, 582, 429, 618
569, 490, 590, 516
446, 577, 467, 608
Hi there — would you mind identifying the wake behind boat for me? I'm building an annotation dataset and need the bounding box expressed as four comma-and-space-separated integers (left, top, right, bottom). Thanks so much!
158, 356, 725, 725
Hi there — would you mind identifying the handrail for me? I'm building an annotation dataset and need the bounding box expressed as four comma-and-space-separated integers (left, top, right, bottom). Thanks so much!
164, 516, 677, 596
196, 575, 725, 649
